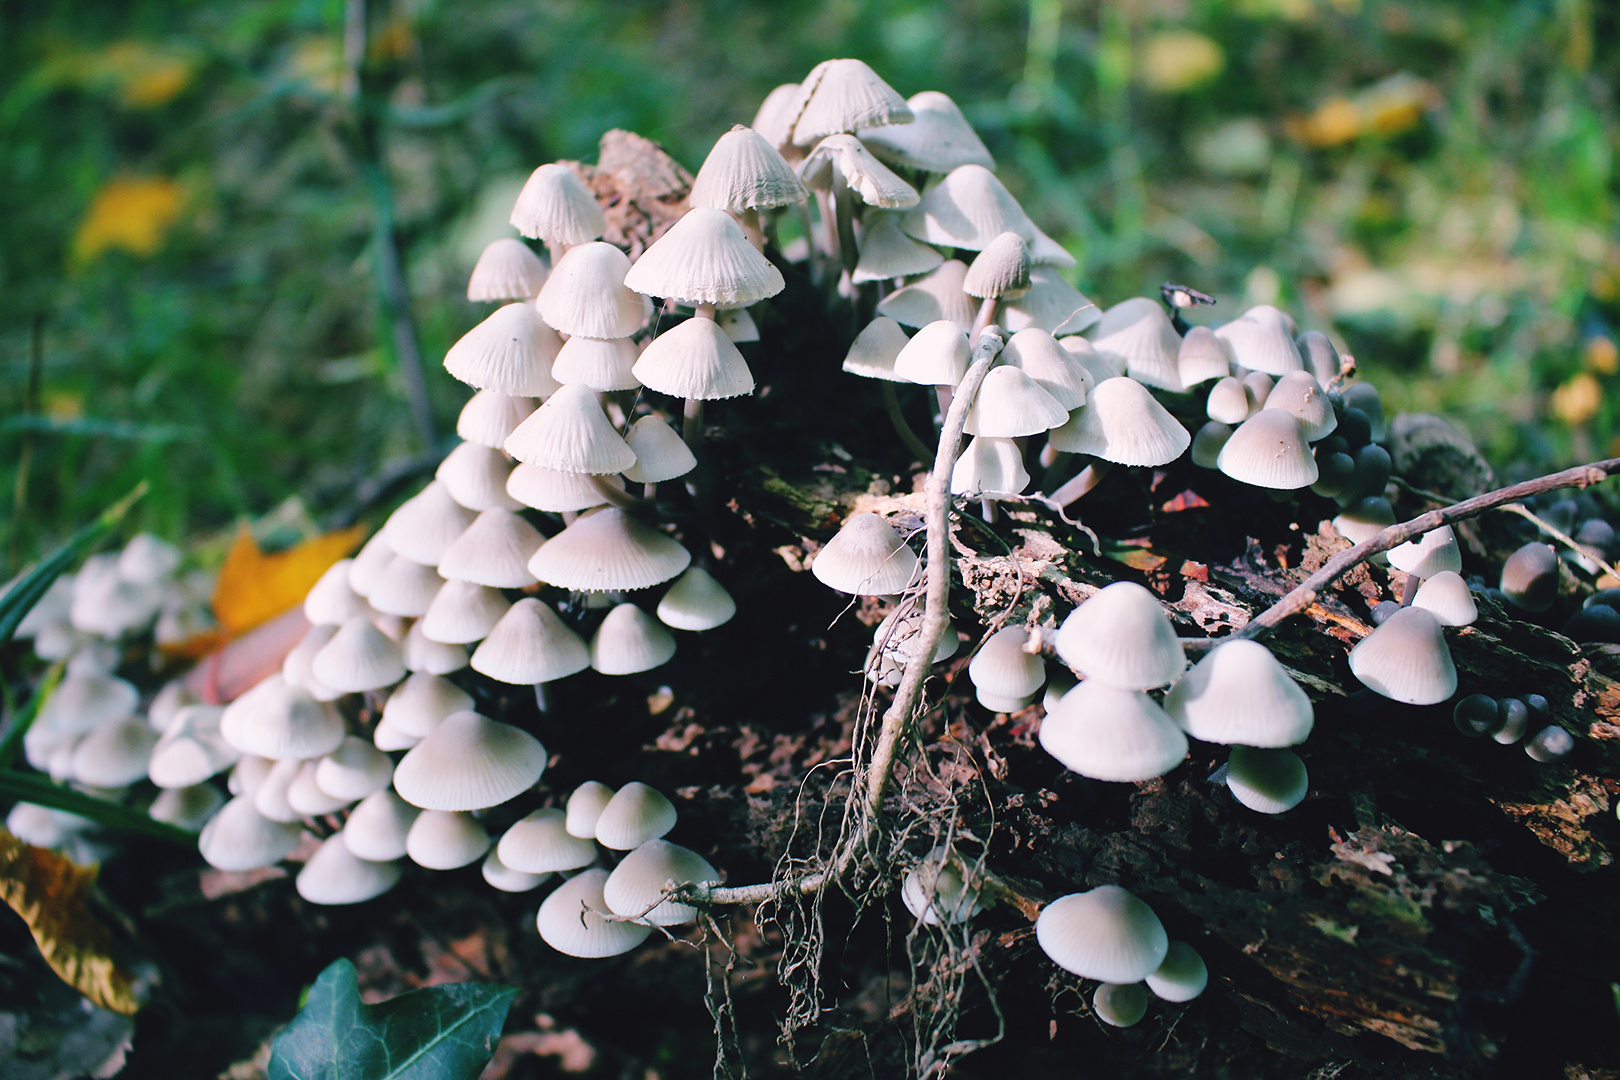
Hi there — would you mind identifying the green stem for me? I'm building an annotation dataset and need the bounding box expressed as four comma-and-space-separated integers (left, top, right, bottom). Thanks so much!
0, 770, 198, 845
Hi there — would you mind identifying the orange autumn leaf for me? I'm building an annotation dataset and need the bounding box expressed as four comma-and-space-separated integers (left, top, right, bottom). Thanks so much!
211, 524, 365, 637
71, 175, 185, 266
0, 831, 141, 1014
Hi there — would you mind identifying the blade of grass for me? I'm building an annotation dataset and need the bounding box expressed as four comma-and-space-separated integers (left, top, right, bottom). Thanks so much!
0, 662, 61, 770
0, 481, 147, 645
0, 770, 197, 845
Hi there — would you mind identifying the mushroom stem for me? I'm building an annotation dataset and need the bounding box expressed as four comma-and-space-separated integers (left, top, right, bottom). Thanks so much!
1039, 449, 1073, 491
831, 182, 859, 277
970, 295, 1000, 339
545, 240, 569, 269
533, 682, 550, 713
1048, 460, 1113, 506
1399, 573, 1420, 607
738, 207, 765, 252
588, 476, 639, 510
798, 200, 821, 285
682, 398, 705, 453
643, 482, 658, 501
882, 381, 934, 464
980, 498, 996, 523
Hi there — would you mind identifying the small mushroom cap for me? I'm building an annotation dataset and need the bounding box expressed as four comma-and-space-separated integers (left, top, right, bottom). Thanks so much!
656, 567, 736, 631
228, 754, 274, 798
1093, 982, 1149, 1028
1500, 542, 1559, 612
148, 705, 237, 789
1003, 268, 1100, 336
1525, 724, 1575, 763
751, 82, 803, 149
504, 383, 636, 475
297, 835, 402, 905
1387, 525, 1462, 579
1089, 298, 1183, 392
1215, 305, 1304, 375
893, 320, 971, 386
311, 615, 406, 693
506, 464, 624, 514
623, 207, 785, 308
1410, 571, 1478, 627
438, 508, 543, 589
286, 760, 354, 817
1146, 941, 1208, 1002
1348, 606, 1457, 705
877, 260, 976, 332
851, 212, 944, 284
405, 810, 490, 870
800, 134, 920, 209
402, 619, 469, 675
811, 512, 920, 596
787, 59, 913, 146
536, 241, 651, 338
383, 481, 479, 568
1206, 376, 1250, 425
1217, 411, 1319, 490
551, 335, 640, 393
457, 390, 538, 450
900, 164, 1033, 250
252, 758, 301, 823
967, 627, 1047, 699
536, 867, 653, 958
603, 839, 719, 926
372, 715, 419, 751
510, 162, 606, 244
526, 508, 692, 593
1333, 496, 1396, 545
622, 417, 698, 484
346, 531, 394, 598
443, 303, 564, 397
688, 125, 807, 212
303, 559, 367, 626
594, 782, 677, 850
38, 672, 139, 734
1035, 885, 1169, 983
341, 789, 420, 862
631, 316, 755, 401
1342, 381, 1386, 441
198, 795, 303, 871
392, 710, 547, 811
497, 808, 598, 873
148, 783, 224, 831
117, 533, 180, 584
962, 232, 1031, 299
1054, 581, 1186, 690
900, 847, 982, 925
1263, 370, 1337, 441
468, 238, 548, 303
962, 365, 1068, 437
566, 780, 616, 838
314, 735, 394, 802
1178, 326, 1233, 387
590, 604, 677, 675
1163, 639, 1314, 747
1047, 378, 1190, 466
1226, 746, 1309, 814
1190, 420, 1232, 469
951, 435, 1030, 498
471, 598, 590, 685
1242, 370, 1274, 409
71, 719, 158, 788
382, 672, 474, 739
420, 579, 511, 645
860, 90, 995, 173
221, 676, 347, 761
435, 442, 523, 513
1298, 330, 1343, 385
481, 849, 552, 893
1039, 681, 1189, 782
1001, 328, 1091, 409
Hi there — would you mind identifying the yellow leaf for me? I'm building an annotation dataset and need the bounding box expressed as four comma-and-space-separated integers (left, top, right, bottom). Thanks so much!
1139, 31, 1224, 94
1551, 372, 1603, 427
211, 524, 366, 638
0, 831, 141, 1015
71, 176, 185, 266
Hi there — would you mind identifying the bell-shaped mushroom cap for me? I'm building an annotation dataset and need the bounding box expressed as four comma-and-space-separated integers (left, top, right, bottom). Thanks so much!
1348, 606, 1457, 705
297, 835, 401, 905
595, 782, 678, 850
1333, 496, 1396, 545
852, 212, 944, 284
420, 579, 511, 645
566, 781, 616, 838
1190, 421, 1232, 470
1090, 298, 1183, 392
71, 718, 158, 787
497, 808, 598, 873
1500, 542, 1559, 612
1040, 681, 1190, 781
878, 260, 976, 333
623, 417, 697, 484
510, 162, 606, 244
800, 134, 920, 209
656, 567, 736, 631
1093, 983, 1149, 1028
382, 672, 473, 739
1215, 305, 1304, 375
1002, 328, 1091, 409
1217, 411, 1318, 490
901, 164, 1033, 250
1146, 941, 1208, 1002
506, 465, 622, 514
403, 619, 468, 675
117, 533, 180, 584
690, 125, 807, 212
315, 735, 394, 802
537, 867, 654, 958
482, 849, 551, 893
228, 754, 274, 798
393, 710, 547, 812
311, 615, 406, 693
468, 238, 547, 303
1163, 639, 1313, 747
866, 606, 959, 688
811, 512, 920, 596
632, 316, 756, 401
146, 680, 199, 734
38, 672, 140, 734
1004, 268, 1100, 336
1263, 371, 1337, 441
303, 559, 367, 627
892, 320, 972, 387
504, 383, 636, 474
624, 208, 785, 309
962, 232, 1032, 299
1058, 334, 1121, 381
372, 714, 419, 752
443, 303, 564, 397
1411, 570, 1478, 627
604, 839, 719, 926
526, 508, 691, 592
346, 531, 394, 599
552, 335, 640, 393
342, 789, 420, 862
1055, 582, 1186, 690
471, 598, 590, 684
382, 482, 478, 568
286, 761, 354, 817
69, 559, 160, 636
1342, 382, 1387, 441
1048, 378, 1191, 467
222, 676, 347, 761
967, 627, 1047, 702
963, 366, 1068, 438
1206, 376, 1250, 425
590, 604, 677, 675
251, 758, 301, 823
199, 795, 303, 871
435, 443, 522, 513
860, 90, 995, 173
406, 810, 490, 870
1242, 370, 1274, 408
1298, 330, 1342, 385
438, 509, 543, 589
1226, 746, 1308, 814
1035, 885, 1169, 983
952, 435, 1031, 498
752, 82, 803, 149
149, 705, 236, 789
1178, 326, 1232, 387
149, 783, 224, 831
788, 58, 912, 146
537, 241, 650, 338
457, 390, 538, 450
1387, 525, 1462, 579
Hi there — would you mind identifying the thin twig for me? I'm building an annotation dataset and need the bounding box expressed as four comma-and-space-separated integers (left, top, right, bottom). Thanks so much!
1499, 502, 1620, 581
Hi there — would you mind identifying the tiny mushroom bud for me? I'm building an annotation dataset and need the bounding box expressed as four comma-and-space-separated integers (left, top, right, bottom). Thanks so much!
1500, 542, 1559, 612
1224, 746, 1309, 814
1525, 725, 1575, 762
1145, 941, 1208, 1002
1093, 983, 1149, 1028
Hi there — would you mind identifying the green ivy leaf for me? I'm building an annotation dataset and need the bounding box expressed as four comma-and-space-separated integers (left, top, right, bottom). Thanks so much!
267, 959, 516, 1080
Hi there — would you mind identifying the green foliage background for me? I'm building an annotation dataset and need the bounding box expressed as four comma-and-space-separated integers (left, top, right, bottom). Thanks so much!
2, 0, 1617, 563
